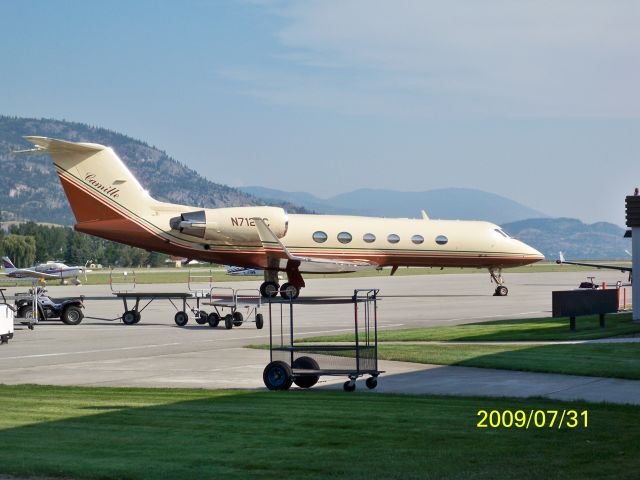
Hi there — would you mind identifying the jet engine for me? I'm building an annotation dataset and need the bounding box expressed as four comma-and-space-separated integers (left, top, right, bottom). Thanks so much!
169, 206, 288, 245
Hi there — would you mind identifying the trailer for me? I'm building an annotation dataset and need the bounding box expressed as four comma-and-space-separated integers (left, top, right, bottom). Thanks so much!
263, 289, 382, 392
0, 289, 15, 344
110, 268, 214, 326
201, 287, 264, 329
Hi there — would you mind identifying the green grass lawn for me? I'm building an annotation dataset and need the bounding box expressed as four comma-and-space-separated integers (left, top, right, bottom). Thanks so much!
0, 385, 638, 479
376, 343, 640, 380
302, 312, 640, 343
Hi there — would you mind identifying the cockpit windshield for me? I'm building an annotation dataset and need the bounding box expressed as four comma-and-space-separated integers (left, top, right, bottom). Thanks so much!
494, 228, 510, 238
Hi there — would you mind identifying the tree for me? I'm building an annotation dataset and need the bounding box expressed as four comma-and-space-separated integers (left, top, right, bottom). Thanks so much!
65, 231, 92, 266
1, 235, 36, 267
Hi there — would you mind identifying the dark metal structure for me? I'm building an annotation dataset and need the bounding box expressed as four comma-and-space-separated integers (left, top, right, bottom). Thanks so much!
263, 289, 382, 392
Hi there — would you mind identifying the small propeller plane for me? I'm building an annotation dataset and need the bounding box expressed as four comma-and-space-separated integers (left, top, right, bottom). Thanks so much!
20, 136, 544, 299
225, 265, 263, 276
1, 257, 89, 285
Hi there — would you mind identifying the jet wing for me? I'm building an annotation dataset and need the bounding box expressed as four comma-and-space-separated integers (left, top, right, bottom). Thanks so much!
556, 252, 631, 273
252, 218, 377, 273
1, 269, 63, 280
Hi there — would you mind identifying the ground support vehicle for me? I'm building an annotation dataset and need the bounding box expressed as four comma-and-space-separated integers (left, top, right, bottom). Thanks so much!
263, 289, 382, 392
201, 287, 264, 330
14, 287, 84, 325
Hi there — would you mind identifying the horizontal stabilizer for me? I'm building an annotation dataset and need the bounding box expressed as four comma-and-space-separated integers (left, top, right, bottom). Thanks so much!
23, 136, 105, 153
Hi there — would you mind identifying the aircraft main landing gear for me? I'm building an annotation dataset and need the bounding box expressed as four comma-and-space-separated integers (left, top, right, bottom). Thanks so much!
260, 281, 279, 298
489, 268, 508, 296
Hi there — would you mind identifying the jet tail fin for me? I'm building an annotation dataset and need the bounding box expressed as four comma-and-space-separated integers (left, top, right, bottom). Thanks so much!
2, 257, 16, 270
22, 136, 155, 225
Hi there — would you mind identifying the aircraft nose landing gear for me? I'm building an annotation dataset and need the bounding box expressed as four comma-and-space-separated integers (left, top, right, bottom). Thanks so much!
489, 268, 509, 296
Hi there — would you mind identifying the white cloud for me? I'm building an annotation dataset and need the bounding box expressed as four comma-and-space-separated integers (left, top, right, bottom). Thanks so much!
234, 0, 640, 118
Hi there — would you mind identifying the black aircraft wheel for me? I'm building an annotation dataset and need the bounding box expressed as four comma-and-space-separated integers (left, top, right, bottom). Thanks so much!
343, 380, 356, 392
207, 312, 220, 328
263, 361, 293, 391
255, 313, 264, 330
260, 281, 279, 298
122, 310, 138, 325
495, 286, 508, 297
61, 305, 84, 325
279, 282, 300, 300
292, 356, 320, 388
224, 314, 233, 329
196, 311, 208, 325
365, 377, 378, 390
232, 311, 244, 327
17, 305, 30, 319
174, 311, 189, 327
133, 311, 141, 324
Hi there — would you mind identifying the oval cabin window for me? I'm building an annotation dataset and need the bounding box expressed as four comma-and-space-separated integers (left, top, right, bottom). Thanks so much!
411, 234, 424, 244
387, 234, 400, 244
337, 232, 352, 244
435, 235, 448, 245
363, 233, 376, 243
312, 231, 328, 243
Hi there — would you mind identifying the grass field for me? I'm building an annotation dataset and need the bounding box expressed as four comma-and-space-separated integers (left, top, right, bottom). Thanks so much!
294, 312, 640, 379
0, 385, 638, 479
2, 261, 624, 287
302, 312, 640, 343
375, 343, 640, 379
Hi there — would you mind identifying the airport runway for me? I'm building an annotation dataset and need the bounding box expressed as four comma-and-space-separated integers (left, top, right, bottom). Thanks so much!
0, 270, 635, 402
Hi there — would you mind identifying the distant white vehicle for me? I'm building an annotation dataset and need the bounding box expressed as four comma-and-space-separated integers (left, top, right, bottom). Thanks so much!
1, 257, 90, 285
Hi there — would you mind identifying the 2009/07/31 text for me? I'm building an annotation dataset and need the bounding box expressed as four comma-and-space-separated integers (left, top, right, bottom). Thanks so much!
477, 410, 588, 429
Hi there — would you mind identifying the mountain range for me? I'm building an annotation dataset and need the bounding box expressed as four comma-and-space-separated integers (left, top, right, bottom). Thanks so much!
0, 116, 630, 259
239, 186, 547, 224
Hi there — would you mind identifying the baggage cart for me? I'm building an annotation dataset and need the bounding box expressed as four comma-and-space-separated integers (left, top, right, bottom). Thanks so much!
263, 289, 382, 392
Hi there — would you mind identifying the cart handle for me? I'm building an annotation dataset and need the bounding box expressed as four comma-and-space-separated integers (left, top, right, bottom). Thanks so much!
233, 289, 262, 307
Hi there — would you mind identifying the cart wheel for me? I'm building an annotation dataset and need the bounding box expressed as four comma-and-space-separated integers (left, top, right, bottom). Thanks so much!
122, 310, 138, 325
207, 312, 220, 328
343, 380, 356, 392
365, 377, 378, 390
224, 314, 233, 329
255, 313, 264, 330
292, 356, 320, 389
232, 311, 244, 327
279, 282, 299, 300
196, 311, 208, 325
174, 311, 189, 326
263, 361, 293, 391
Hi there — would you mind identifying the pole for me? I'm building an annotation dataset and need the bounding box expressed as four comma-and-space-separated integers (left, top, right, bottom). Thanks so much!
633, 226, 639, 321
625, 195, 639, 322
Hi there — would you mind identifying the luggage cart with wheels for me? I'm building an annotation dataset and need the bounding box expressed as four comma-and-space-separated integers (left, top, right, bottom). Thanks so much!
110, 269, 212, 326
263, 289, 382, 392
202, 287, 264, 330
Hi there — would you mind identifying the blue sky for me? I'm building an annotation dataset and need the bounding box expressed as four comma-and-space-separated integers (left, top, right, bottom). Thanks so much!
1, 0, 638, 225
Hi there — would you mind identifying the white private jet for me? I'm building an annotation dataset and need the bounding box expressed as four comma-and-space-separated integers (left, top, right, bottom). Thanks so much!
20, 136, 544, 298
1, 257, 89, 285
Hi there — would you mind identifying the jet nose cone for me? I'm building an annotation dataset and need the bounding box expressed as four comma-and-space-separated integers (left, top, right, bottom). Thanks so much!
527, 245, 545, 261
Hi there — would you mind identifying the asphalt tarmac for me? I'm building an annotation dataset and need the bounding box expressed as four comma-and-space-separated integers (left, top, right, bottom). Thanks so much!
0, 270, 636, 403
